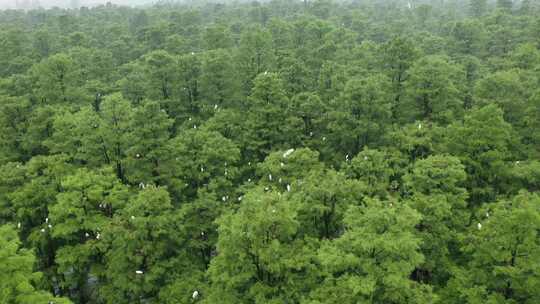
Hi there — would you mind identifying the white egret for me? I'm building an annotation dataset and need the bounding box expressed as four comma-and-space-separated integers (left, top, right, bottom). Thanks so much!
282, 149, 295, 158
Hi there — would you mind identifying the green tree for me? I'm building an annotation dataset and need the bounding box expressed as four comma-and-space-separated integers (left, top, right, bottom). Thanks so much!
203, 24, 233, 50
444, 192, 540, 304
404, 155, 469, 285
442, 105, 517, 204
101, 187, 200, 304
207, 188, 318, 304
49, 168, 129, 303
328, 74, 392, 154
381, 37, 420, 122
142, 50, 178, 100
475, 69, 535, 130
200, 50, 241, 109
403, 55, 464, 124
31, 53, 86, 104
124, 101, 173, 185
0, 224, 72, 304
161, 129, 240, 200
470, 0, 488, 17
236, 26, 275, 94
306, 199, 434, 304
345, 148, 394, 198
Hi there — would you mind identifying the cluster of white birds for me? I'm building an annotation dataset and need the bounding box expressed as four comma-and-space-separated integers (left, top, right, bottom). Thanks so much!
40, 217, 53, 233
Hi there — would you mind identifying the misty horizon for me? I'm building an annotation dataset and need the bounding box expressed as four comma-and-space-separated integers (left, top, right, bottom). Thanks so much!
0, 0, 159, 9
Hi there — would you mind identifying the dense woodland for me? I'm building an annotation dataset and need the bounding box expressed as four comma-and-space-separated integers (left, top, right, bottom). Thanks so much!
0, 0, 540, 303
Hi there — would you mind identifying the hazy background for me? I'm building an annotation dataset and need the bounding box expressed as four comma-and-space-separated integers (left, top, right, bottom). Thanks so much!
0, 0, 159, 9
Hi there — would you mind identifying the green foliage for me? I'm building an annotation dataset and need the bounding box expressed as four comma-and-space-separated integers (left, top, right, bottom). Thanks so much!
442, 105, 517, 204
208, 188, 317, 304
0, 2, 538, 303
0, 224, 72, 304
403, 55, 465, 124
307, 199, 434, 304
444, 191, 540, 303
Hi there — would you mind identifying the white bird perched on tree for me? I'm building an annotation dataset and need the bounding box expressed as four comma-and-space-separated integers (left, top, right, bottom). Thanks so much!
41, 228, 46, 233
85, 232, 90, 238
238, 196, 243, 201
192, 290, 199, 299
486, 212, 490, 218
96, 233, 101, 240
17, 222, 21, 229
214, 104, 218, 110
268, 174, 273, 181
135, 270, 144, 274
407, 1, 412, 9
48, 224, 52, 229
131, 215, 136, 220
222, 196, 226, 202
477, 223, 482, 230
282, 149, 295, 158
263, 71, 268, 75
45, 217, 49, 223
287, 184, 291, 192
418, 123, 422, 130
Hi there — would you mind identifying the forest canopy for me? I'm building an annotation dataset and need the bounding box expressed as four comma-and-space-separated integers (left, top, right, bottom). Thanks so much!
0, 0, 539, 303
